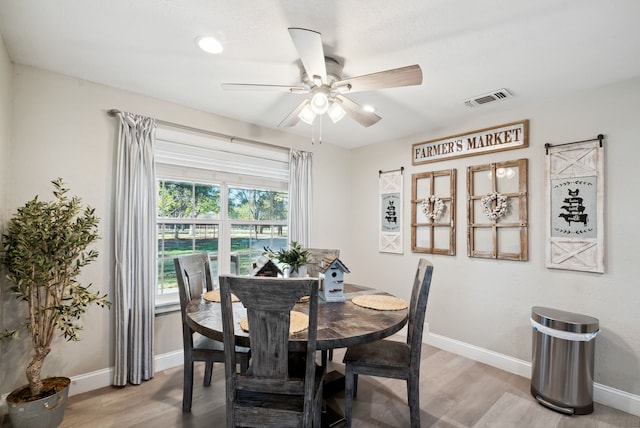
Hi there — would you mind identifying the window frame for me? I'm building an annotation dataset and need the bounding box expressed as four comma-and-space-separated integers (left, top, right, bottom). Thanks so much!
153, 128, 290, 312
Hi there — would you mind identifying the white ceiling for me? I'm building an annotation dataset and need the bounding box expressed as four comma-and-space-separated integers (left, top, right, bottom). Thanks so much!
1, 0, 639, 149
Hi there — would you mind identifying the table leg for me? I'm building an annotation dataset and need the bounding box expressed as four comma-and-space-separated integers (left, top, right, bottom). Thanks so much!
322, 370, 346, 427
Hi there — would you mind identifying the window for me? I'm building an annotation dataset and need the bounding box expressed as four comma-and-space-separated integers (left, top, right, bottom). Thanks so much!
154, 128, 290, 308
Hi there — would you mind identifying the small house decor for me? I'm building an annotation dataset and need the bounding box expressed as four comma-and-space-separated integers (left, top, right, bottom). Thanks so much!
251, 255, 283, 277
319, 257, 350, 302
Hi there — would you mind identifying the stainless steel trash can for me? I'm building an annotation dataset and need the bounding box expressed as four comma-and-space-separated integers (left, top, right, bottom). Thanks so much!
530, 306, 599, 415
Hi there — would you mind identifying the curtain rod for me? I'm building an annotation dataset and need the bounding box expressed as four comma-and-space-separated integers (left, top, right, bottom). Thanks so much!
379, 166, 404, 177
107, 109, 289, 153
544, 134, 604, 155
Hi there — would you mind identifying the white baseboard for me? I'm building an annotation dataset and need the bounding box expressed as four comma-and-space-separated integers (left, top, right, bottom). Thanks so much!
425, 330, 640, 417
1, 350, 185, 402
67, 350, 184, 397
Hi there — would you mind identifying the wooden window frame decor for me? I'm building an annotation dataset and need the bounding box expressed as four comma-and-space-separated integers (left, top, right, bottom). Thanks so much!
411, 169, 456, 255
545, 135, 605, 273
379, 167, 404, 254
467, 159, 528, 260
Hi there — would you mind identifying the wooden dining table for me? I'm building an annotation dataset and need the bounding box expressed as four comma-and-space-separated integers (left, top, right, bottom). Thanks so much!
186, 283, 408, 428
186, 283, 409, 353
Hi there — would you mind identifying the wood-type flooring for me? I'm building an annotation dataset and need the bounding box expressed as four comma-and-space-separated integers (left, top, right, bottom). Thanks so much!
2, 341, 638, 427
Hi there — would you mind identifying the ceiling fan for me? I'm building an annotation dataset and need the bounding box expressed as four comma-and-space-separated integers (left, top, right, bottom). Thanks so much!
221, 28, 423, 129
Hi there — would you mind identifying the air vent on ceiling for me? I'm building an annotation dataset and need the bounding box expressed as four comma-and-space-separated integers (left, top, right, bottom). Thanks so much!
464, 88, 513, 107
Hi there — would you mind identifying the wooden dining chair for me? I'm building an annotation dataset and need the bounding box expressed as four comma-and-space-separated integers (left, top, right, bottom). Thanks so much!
218, 275, 325, 427
174, 254, 250, 413
342, 258, 434, 428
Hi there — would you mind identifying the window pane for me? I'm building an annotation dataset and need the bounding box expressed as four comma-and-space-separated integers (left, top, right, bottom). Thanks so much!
228, 187, 288, 221
194, 224, 219, 253
157, 222, 196, 294
158, 180, 194, 218
194, 183, 220, 219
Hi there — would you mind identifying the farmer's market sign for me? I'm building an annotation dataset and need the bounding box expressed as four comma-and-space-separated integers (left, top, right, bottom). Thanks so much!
412, 120, 528, 165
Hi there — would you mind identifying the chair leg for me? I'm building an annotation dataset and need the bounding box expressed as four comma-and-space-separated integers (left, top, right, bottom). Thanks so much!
183, 360, 194, 412
328, 348, 333, 361
344, 365, 355, 428
240, 354, 250, 373
353, 373, 359, 398
407, 376, 420, 428
203, 361, 213, 387
321, 350, 328, 367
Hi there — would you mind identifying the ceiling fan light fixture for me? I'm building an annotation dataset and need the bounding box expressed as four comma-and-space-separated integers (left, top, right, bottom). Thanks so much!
310, 92, 329, 115
298, 104, 316, 125
327, 101, 346, 123
196, 36, 224, 54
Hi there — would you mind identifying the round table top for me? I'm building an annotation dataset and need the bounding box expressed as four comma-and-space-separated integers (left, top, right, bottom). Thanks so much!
186, 283, 408, 351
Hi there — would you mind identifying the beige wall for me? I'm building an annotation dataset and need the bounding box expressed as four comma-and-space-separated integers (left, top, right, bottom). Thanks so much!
346, 76, 640, 396
1, 64, 354, 392
0, 32, 13, 396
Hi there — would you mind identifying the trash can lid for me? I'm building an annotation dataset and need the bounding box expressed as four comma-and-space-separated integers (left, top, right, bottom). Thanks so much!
531, 306, 599, 333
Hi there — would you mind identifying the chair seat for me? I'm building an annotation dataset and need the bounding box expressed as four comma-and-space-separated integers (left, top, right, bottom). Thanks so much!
194, 335, 250, 355
344, 339, 410, 369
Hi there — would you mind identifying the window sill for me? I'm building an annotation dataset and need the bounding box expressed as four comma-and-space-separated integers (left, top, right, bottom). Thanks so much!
155, 293, 180, 315
155, 301, 180, 315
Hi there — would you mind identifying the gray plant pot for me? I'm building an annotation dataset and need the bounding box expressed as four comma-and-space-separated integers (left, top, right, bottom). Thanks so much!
7, 377, 70, 428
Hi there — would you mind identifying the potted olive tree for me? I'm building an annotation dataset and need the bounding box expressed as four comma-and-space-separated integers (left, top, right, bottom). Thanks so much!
1, 178, 110, 428
263, 241, 310, 277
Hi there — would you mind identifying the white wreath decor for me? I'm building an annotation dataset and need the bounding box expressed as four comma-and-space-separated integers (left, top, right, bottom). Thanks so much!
480, 192, 509, 221
421, 195, 445, 220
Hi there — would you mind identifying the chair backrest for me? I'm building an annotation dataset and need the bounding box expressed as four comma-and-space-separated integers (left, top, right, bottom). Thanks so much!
406, 259, 434, 365
218, 275, 319, 426
305, 248, 340, 277
174, 253, 213, 340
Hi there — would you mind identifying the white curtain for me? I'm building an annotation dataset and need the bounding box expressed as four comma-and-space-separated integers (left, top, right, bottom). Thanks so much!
288, 149, 313, 246
113, 112, 157, 386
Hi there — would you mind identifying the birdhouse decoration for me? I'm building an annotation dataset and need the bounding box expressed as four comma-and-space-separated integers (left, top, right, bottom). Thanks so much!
319, 257, 350, 302
251, 255, 283, 277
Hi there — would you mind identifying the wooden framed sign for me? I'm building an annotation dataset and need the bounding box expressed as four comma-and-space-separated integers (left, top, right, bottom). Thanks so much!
545, 136, 605, 273
379, 168, 404, 254
412, 120, 529, 165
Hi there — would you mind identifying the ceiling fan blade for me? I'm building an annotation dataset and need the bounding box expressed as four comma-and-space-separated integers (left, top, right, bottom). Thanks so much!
337, 64, 423, 93
221, 83, 307, 92
278, 99, 309, 127
337, 95, 382, 128
288, 28, 327, 83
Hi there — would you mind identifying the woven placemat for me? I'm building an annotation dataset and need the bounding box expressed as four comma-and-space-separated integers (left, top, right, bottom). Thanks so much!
239, 310, 309, 334
352, 294, 408, 311
203, 290, 239, 303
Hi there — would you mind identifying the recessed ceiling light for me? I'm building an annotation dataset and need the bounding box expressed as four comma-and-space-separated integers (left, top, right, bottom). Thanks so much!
363, 105, 375, 113
196, 36, 223, 54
